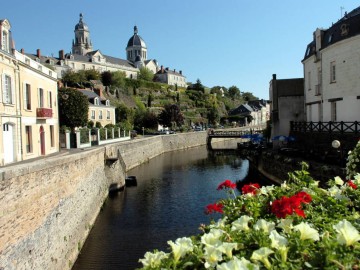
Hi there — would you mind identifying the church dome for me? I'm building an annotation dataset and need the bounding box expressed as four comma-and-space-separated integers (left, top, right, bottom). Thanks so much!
75, 13, 89, 31
127, 26, 147, 48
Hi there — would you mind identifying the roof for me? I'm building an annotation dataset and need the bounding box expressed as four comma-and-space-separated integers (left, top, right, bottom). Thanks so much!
304, 5, 360, 60
75, 13, 89, 31
229, 104, 254, 116
126, 26, 147, 48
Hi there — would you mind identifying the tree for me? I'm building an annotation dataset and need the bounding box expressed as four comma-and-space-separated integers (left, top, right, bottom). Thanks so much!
58, 88, 89, 131
147, 94, 153, 107
242, 91, 258, 102
112, 71, 126, 88
101, 71, 112, 86
228, 85, 241, 100
137, 67, 154, 81
84, 69, 100, 80
158, 104, 184, 129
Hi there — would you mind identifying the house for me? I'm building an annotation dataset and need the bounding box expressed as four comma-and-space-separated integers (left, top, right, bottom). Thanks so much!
154, 66, 187, 88
0, 19, 59, 166
228, 100, 270, 127
269, 74, 304, 141
78, 89, 115, 127
302, 6, 360, 122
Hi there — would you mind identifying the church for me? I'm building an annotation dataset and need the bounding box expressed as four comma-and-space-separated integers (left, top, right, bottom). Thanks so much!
23, 14, 186, 87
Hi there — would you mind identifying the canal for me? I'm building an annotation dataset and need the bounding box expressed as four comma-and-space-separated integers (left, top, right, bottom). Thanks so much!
72, 142, 272, 270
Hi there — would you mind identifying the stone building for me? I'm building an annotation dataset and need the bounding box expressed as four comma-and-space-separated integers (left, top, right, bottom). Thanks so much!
0, 19, 59, 165
154, 65, 187, 88
302, 6, 360, 122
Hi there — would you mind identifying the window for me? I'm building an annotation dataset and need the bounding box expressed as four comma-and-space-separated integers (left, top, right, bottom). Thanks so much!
107, 110, 110, 119
318, 103, 323, 121
25, 58, 30, 65
331, 102, 337, 121
106, 100, 110, 106
3, 74, 12, 104
24, 83, 31, 110
330, 61, 336, 83
94, 97, 99, 105
307, 71, 311, 90
50, 125, 55, 147
91, 110, 95, 120
2, 31, 8, 52
99, 110, 103, 120
48, 91, 52, 108
25, 126, 33, 153
38, 88, 44, 107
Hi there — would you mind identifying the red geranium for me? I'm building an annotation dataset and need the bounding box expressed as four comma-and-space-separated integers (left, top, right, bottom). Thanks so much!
217, 179, 237, 190
271, 191, 312, 218
205, 202, 224, 215
347, 180, 358, 189
241, 183, 260, 195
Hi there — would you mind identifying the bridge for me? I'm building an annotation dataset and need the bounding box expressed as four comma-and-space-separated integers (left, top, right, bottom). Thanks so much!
206, 129, 263, 149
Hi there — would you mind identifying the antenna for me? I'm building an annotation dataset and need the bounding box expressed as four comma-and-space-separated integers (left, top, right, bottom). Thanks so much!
340, 6, 344, 17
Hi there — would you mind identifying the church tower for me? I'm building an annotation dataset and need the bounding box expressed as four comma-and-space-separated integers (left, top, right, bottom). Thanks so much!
72, 13, 93, 55
126, 26, 147, 64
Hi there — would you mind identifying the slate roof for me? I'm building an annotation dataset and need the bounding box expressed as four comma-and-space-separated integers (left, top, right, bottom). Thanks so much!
127, 26, 146, 48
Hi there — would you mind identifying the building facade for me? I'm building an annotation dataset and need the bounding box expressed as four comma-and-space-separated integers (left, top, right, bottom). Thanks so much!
0, 19, 59, 166
154, 66, 187, 88
303, 6, 360, 122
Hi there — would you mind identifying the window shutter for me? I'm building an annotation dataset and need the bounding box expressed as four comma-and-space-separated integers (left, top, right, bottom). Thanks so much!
23, 83, 27, 109
11, 77, 15, 104
0, 74, 3, 103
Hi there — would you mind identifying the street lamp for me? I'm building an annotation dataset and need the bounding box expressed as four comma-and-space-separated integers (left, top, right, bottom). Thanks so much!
332, 140, 343, 165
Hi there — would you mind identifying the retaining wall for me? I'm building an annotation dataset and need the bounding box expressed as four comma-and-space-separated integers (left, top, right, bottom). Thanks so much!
0, 131, 208, 270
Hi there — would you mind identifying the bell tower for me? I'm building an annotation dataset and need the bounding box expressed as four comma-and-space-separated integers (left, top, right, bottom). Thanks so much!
72, 13, 93, 55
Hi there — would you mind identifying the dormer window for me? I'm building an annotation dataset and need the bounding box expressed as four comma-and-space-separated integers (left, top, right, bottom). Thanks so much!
2, 31, 9, 52
106, 100, 110, 106
94, 97, 99, 105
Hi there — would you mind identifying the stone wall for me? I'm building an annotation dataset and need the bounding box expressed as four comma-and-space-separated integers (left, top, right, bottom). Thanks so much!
0, 131, 209, 270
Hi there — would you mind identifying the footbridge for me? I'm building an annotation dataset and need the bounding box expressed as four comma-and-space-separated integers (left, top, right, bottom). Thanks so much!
206, 129, 263, 149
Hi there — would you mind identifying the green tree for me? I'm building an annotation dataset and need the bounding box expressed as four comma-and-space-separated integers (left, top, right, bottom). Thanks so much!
58, 88, 89, 131
101, 71, 112, 86
112, 71, 126, 88
242, 91, 258, 101
158, 104, 184, 129
147, 94, 153, 107
137, 67, 154, 81
84, 69, 100, 80
228, 85, 241, 100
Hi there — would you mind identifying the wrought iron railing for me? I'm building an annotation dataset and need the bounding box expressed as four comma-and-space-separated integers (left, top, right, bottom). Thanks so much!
290, 121, 359, 134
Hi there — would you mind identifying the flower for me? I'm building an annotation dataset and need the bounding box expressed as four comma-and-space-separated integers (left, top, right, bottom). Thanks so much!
217, 256, 259, 270
205, 202, 224, 214
201, 229, 224, 247
204, 246, 223, 268
217, 179, 237, 190
293, 222, 320, 241
241, 183, 260, 195
251, 247, 274, 269
269, 230, 288, 249
218, 242, 238, 258
167, 237, 193, 262
271, 192, 312, 218
347, 180, 357, 189
231, 215, 253, 232
334, 176, 344, 186
333, 219, 360, 246
277, 218, 293, 234
254, 219, 275, 234
139, 251, 168, 268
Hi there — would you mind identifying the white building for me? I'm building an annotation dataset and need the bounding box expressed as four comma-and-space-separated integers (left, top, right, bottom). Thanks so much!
302, 6, 360, 122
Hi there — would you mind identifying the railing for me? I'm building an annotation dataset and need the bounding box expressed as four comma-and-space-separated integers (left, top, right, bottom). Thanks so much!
36, 108, 52, 118
290, 121, 360, 134
209, 130, 262, 138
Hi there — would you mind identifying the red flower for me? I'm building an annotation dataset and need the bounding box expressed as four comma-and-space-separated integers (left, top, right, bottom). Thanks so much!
217, 180, 237, 190
205, 202, 224, 215
271, 191, 312, 219
241, 183, 260, 195
347, 180, 358, 189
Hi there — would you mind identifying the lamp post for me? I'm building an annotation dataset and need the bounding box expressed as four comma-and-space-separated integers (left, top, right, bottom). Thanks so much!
142, 127, 144, 137
332, 140, 343, 165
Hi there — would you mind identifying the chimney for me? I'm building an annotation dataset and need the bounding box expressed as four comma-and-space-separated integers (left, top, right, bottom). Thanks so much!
161, 65, 164, 73
179, 70, 182, 75
20, 48, 24, 54
36, 49, 41, 58
59, 50, 64, 60
165, 67, 169, 71
174, 69, 176, 72
272, 74, 276, 80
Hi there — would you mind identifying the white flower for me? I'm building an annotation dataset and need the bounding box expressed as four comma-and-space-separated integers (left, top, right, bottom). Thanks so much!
293, 222, 319, 241
309, 180, 319, 187
231, 215, 253, 232
139, 251, 169, 268
328, 186, 349, 201
333, 219, 360, 246
277, 218, 293, 234
210, 217, 228, 229
218, 242, 237, 258
254, 219, 275, 234
269, 230, 288, 249
217, 256, 259, 270
251, 247, 274, 269
204, 246, 223, 268
334, 176, 344, 186
281, 181, 289, 189
353, 173, 360, 185
167, 237, 193, 262
201, 229, 224, 247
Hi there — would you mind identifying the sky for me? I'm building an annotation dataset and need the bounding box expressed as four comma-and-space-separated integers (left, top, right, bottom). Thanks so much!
2, 1, 360, 99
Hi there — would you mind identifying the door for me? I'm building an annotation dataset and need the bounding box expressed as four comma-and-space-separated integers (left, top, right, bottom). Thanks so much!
40, 126, 45, 155
3, 123, 15, 164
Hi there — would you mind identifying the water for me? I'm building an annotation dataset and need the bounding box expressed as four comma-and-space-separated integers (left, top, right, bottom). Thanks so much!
72, 143, 272, 270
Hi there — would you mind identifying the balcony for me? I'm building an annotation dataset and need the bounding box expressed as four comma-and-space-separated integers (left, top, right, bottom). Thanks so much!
36, 108, 52, 118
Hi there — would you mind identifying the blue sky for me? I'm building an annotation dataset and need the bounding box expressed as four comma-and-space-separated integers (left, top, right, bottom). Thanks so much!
2, 1, 359, 99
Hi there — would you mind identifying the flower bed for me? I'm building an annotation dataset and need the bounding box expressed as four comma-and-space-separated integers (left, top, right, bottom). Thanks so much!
138, 141, 360, 269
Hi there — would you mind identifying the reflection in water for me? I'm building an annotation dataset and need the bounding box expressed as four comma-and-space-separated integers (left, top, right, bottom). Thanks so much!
72, 143, 267, 270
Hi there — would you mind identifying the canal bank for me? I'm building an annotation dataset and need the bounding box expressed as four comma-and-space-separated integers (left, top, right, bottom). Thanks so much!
1, 131, 226, 270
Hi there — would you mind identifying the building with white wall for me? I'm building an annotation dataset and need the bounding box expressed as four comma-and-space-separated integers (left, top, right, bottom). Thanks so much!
302, 6, 360, 122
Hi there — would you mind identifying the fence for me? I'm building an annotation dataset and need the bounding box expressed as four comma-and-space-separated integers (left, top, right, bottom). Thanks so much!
290, 121, 360, 134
